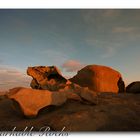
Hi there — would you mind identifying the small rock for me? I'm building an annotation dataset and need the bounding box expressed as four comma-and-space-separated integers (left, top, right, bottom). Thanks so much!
126, 81, 140, 93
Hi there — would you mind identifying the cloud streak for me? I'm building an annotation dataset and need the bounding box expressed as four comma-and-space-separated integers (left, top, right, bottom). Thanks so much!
86, 37, 121, 58
112, 27, 138, 33
40, 49, 69, 65
102, 10, 121, 17
0, 66, 31, 91
101, 46, 117, 58
61, 60, 85, 72
82, 10, 121, 25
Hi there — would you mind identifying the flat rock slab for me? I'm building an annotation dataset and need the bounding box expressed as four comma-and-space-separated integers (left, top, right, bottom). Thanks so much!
0, 93, 140, 131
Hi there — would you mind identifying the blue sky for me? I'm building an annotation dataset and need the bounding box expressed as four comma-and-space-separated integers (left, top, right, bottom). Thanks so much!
0, 9, 140, 90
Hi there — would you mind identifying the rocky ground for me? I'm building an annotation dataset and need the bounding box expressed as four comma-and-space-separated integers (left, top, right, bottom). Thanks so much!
0, 92, 140, 131
0, 65, 140, 131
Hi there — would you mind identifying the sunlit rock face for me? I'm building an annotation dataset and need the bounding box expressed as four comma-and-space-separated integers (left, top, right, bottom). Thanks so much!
7, 87, 67, 117
27, 65, 98, 103
3, 92, 140, 131
7, 86, 98, 118
126, 81, 140, 93
69, 65, 125, 93
6, 65, 126, 118
27, 66, 70, 91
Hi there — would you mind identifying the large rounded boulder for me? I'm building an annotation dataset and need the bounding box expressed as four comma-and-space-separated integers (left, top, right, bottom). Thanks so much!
69, 65, 125, 93
126, 81, 140, 93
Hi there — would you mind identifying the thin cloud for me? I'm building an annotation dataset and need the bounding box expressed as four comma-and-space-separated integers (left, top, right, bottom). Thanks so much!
112, 26, 140, 42
112, 27, 138, 33
11, 18, 29, 32
0, 66, 31, 91
61, 60, 85, 72
102, 10, 121, 17
86, 38, 120, 58
101, 46, 117, 58
82, 10, 121, 24
40, 49, 69, 65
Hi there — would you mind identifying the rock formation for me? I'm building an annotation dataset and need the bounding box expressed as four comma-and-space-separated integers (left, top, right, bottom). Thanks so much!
69, 65, 125, 93
61, 83, 98, 104
6, 65, 127, 118
126, 81, 140, 93
7, 85, 98, 117
7, 87, 68, 117
27, 65, 98, 102
1, 64, 140, 131
27, 66, 70, 91
1, 93, 140, 131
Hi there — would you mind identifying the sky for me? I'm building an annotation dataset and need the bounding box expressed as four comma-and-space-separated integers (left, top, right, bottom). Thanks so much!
0, 9, 140, 90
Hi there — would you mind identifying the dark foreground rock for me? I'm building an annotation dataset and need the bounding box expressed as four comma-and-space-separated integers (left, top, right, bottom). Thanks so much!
0, 93, 140, 131
126, 81, 140, 93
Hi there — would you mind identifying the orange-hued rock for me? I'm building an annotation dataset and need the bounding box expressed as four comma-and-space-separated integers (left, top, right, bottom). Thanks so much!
60, 83, 98, 104
7, 86, 98, 117
27, 65, 98, 103
7, 87, 67, 117
70, 65, 125, 93
1, 93, 140, 131
27, 66, 71, 91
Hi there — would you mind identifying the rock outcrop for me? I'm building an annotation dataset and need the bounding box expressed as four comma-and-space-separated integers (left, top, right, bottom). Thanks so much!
27, 65, 98, 103
27, 66, 70, 91
61, 83, 98, 104
1, 93, 140, 131
7, 85, 98, 117
1, 64, 140, 131
7, 87, 67, 117
126, 81, 140, 93
70, 65, 125, 93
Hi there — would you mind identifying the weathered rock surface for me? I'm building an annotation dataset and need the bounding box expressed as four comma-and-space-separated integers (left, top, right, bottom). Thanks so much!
62, 83, 98, 104
7, 86, 97, 117
70, 65, 125, 93
126, 81, 140, 93
7, 87, 67, 117
27, 65, 98, 105
27, 66, 70, 91
1, 93, 140, 131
